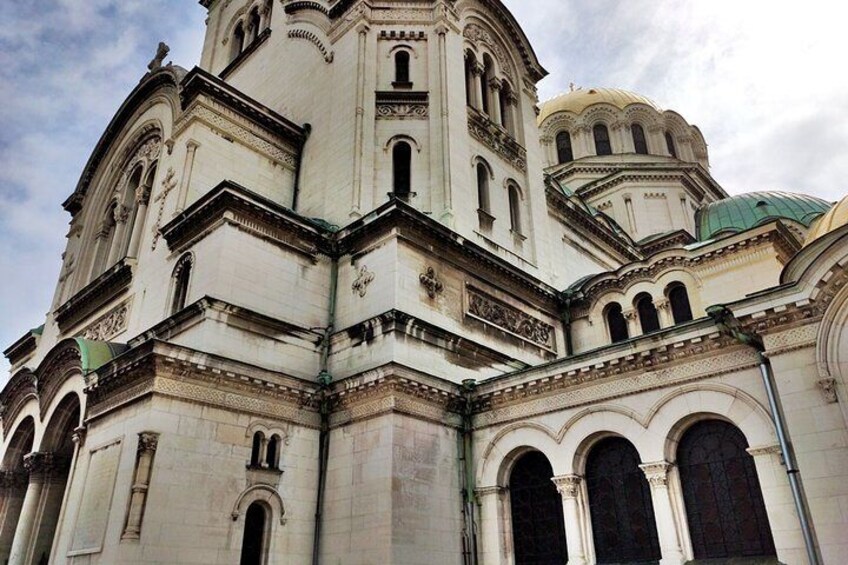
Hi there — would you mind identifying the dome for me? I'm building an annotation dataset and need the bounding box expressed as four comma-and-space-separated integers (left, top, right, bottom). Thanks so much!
696, 191, 832, 241
538, 88, 659, 124
805, 193, 848, 245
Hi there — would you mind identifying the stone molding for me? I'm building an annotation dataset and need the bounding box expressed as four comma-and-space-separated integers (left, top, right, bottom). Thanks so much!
54, 260, 133, 332
746, 444, 782, 458
0, 369, 37, 436
288, 29, 334, 63
375, 90, 429, 120
467, 107, 527, 171
466, 285, 555, 351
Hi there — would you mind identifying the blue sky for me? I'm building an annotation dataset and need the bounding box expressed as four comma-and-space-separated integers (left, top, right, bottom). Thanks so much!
1, 0, 845, 376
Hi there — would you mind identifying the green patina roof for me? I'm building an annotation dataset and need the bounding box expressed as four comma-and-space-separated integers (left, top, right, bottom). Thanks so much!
71, 338, 129, 374
697, 191, 832, 241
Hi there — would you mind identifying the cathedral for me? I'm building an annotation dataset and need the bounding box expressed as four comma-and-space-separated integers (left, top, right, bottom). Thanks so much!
3, 1, 848, 564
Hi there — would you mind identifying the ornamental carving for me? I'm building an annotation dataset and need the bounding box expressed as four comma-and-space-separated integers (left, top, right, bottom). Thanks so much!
463, 24, 510, 75
23, 452, 71, 481
376, 102, 428, 120
467, 109, 527, 171
817, 378, 838, 403
551, 475, 581, 498
352, 265, 374, 297
639, 462, 671, 488
138, 431, 160, 453
419, 267, 443, 299
81, 301, 130, 341
287, 29, 334, 63
466, 287, 554, 350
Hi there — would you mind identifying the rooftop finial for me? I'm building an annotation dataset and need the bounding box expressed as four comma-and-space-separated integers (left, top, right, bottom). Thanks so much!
147, 42, 170, 72
569, 82, 575, 92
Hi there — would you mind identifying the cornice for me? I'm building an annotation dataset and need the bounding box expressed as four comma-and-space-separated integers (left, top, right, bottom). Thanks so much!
54, 260, 133, 332
0, 370, 37, 436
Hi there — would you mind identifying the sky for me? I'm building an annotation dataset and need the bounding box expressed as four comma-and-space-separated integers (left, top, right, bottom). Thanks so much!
0, 0, 846, 376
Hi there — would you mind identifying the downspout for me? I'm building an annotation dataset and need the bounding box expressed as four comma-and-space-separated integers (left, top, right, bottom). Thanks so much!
311, 246, 338, 565
459, 378, 478, 565
707, 305, 821, 565
292, 123, 312, 212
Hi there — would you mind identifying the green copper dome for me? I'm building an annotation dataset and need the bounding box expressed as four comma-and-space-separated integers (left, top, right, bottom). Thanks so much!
697, 191, 832, 241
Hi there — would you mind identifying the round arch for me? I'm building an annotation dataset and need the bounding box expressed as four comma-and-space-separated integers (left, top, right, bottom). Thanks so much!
477, 424, 560, 487
231, 484, 286, 525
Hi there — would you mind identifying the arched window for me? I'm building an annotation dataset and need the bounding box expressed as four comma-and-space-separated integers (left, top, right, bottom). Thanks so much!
266, 435, 279, 470
394, 51, 410, 85
240, 502, 269, 565
263, 0, 273, 29
250, 431, 264, 467
635, 292, 661, 334
556, 131, 573, 164
631, 123, 648, 154
90, 201, 118, 280
499, 83, 512, 133
678, 420, 776, 560
606, 302, 629, 343
508, 184, 522, 234
248, 9, 261, 43
392, 141, 412, 200
593, 124, 612, 156
170, 254, 193, 315
231, 23, 246, 61
509, 451, 567, 564
586, 437, 661, 563
665, 131, 677, 158
464, 52, 476, 107
481, 55, 494, 115
476, 162, 491, 214
667, 282, 693, 324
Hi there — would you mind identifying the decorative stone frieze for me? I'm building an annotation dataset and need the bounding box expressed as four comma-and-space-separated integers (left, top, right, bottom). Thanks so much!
466, 286, 555, 350
81, 300, 130, 341
467, 108, 527, 171
375, 91, 429, 120
419, 267, 444, 299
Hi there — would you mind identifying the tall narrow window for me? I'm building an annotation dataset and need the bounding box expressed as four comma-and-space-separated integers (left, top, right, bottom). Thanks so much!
481, 55, 494, 115
250, 432, 264, 467
231, 23, 245, 62
476, 162, 490, 214
464, 53, 475, 107
593, 124, 612, 156
556, 131, 573, 164
171, 254, 193, 315
248, 9, 261, 43
665, 131, 677, 158
240, 502, 269, 565
394, 51, 410, 85
635, 293, 661, 333
392, 142, 412, 199
606, 303, 629, 343
508, 184, 522, 234
266, 435, 279, 470
667, 283, 693, 324
499, 84, 511, 133
631, 123, 648, 154
509, 451, 567, 564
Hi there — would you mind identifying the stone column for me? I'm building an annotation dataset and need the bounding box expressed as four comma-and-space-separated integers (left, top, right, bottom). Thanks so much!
176, 140, 200, 214
471, 62, 484, 112
0, 471, 29, 562
8, 453, 69, 565
126, 184, 151, 259
122, 432, 160, 540
489, 78, 503, 127
639, 462, 686, 565
350, 23, 369, 218
475, 485, 507, 564
504, 90, 518, 137
656, 298, 673, 329
106, 203, 131, 266
552, 475, 588, 565
574, 125, 592, 159
436, 24, 453, 224
623, 308, 639, 338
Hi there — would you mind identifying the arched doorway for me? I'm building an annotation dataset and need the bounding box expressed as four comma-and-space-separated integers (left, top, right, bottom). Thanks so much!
585, 437, 660, 563
678, 420, 776, 559
509, 451, 567, 565
0, 417, 35, 562
240, 501, 269, 565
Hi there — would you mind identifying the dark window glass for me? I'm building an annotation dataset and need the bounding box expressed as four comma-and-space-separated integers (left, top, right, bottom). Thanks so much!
266, 436, 278, 469
668, 283, 693, 324
392, 142, 412, 198
499, 86, 511, 132
665, 131, 678, 158
395, 51, 410, 84
678, 421, 776, 559
476, 163, 490, 213
586, 437, 661, 563
465, 54, 474, 106
240, 502, 267, 565
248, 9, 261, 42
171, 256, 192, 315
636, 293, 660, 333
509, 451, 567, 565
606, 303, 629, 343
631, 123, 648, 154
594, 124, 612, 156
481, 57, 493, 115
508, 185, 522, 234
232, 24, 245, 61
250, 432, 263, 467
556, 131, 573, 164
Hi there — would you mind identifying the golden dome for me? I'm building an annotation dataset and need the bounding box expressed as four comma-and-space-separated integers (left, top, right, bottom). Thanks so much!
805, 193, 848, 245
538, 88, 659, 124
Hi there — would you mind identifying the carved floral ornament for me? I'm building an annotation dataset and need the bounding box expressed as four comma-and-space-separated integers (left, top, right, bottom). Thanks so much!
551, 474, 581, 498
419, 267, 443, 299
81, 301, 130, 341
466, 286, 554, 350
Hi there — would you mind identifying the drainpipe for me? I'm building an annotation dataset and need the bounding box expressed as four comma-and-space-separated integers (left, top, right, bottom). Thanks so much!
311, 248, 338, 565
459, 378, 478, 565
292, 123, 312, 212
707, 305, 821, 565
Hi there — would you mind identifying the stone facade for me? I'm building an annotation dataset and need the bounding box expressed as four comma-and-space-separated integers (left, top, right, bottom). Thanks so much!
1, 1, 847, 564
